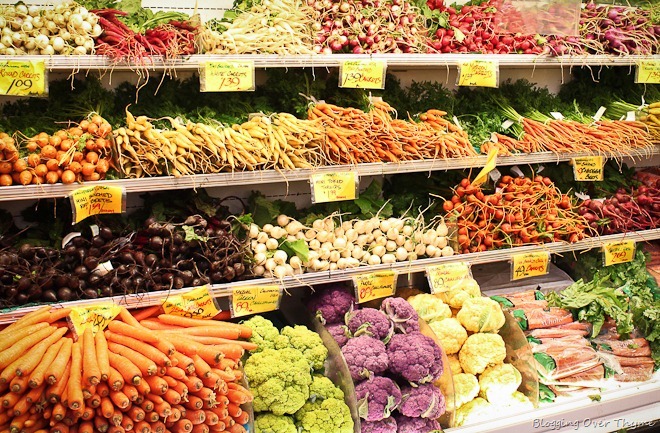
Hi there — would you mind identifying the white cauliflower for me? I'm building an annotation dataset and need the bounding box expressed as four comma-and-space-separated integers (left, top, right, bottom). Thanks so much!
492, 391, 534, 412
459, 333, 506, 375
451, 373, 480, 410
454, 397, 496, 427
456, 297, 506, 333
428, 318, 468, 355
478, 363, 522, 403
446, 354, 463, 375
436, 277, 481, 309
407, 293, 452, 323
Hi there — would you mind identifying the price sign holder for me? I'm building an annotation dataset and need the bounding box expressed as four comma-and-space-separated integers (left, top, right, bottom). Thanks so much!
310, 171, 358, 203
231, 285, 282, 318
457, 60, 499, 88
511, 251, 550, 281
572, 156, 604, 181
69, 185, 126, 224
353, 271, 397, 303
0, 60, 47, 96
339, 60, 387, 89
162, 285, 221, 319
200, 61, 255, 92
68, 303, 122, 337
635, 60, 660, 84
603, 240, 636, 266
426, 262, 472, 294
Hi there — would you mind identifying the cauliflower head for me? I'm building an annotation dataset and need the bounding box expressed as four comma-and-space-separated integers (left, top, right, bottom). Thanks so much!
242, 316, 280, 353
478, 363, 522, 403
361, 418, 397, 433
294, 397, 354, 433
326, 323, 351, 347
493, 390, 534, 412
451, 373, 480, 410
447, 354, 463, 375
428, 317, 468, 355
346, 308, 394, 342
342, 335, 389, 381
276, 325, 328, 371
456, 297, 506, 333
255, 413, 297, 433
436, 277, 481, 309
387, 332, 444, 384
394, 414, 442, 433
244, 348, 313, 415
380, 297, 420, 334
355, 376, 402, 422
306, 284, 356, 325
407, 294, 452, 323
399, 383, 446, 419
459, 333, 506, 375
454, 397, 496, 427
309, 374, 344, 401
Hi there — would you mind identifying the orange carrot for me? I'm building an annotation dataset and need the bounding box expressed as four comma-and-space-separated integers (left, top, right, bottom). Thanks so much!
107, 322, 159, 345
106, 366, 124, 392
161, 327, 241, 340
153, 399, 171, 418
0, 326, 56, 369
45, 338, 73, 385
8, 326, 67, 381
171, 352, 195, 373
109, 390, 130, 409
213, 311, 232, 321
184, 336, 257, 351
217, 358, 236, 370
104, 331, 170, 367
191, 355, 212, 378
89, 393, 102, 409
10, 374, 29, 393
79, 421, 94, 433
131, 306, 163, 322
0, 307, 50, 336
209, 344, 243, 361
46, 361, 70, 403
229, 418, 248, 431
211, 368, 235, 383
94, 414, 110, 432
204, 410, 219, 426
117, 307, 142, 329
107, 342, 157, 377
94, 331, 110, 382
171, 418, 193, 433
52, 402, 67, 421
47, 308, 72, 324
156, 334, 199, 357
50, 421, 70, 433
151, 420, 166, 433
185, 409, 206, 425
145, 376, 168, 395
169, 406, 182, 422
139, 320, 183, 331
122, 384, 139, 402
163, 388, 181, 405
182, 376, 203, 393
191, 423, 210, 433
100, 396, 114, 418
67, 341, 84, 410
226, 403, 241, 418
232, 411, 249, 426
107, 425, 125, 433
134, 420, 150, 433
135, 378, 151, 396
28, 339, 64, 388
127, 405, 145, 422
82, 328, 101, 387
184, 395, 203, 411
81, 405, 95, 421
108, 352, 142, 386
156, 315, 252, 338
120, 414, 133, 431
201, 373, 221, 390
166, 367, 186, 380
139, 398, 154, 413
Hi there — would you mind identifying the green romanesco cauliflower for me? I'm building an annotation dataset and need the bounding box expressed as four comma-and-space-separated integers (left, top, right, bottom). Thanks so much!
244, 348, 313, 415
242, 316, 281, 353
294, 397, 354, 433
276, 325, 329, 370
429, 317, 468, 355
309, 374, 344, 401
254, 413, 297, 433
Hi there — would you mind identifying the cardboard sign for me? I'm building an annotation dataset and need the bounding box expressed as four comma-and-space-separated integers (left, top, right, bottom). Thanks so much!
603, 240, 635, 266
201, 61, 255, 92
458, 60, 499, 88
68, 303, 122, 337
162, 286, 220, 319
511, 251, 550, 280
0, 60, 47, 96
310, 172, 358, 203
427, 262, 471, 294
231, 285, 282, 318
472, 147, 498, 186
339, 60, 386, 89
69, 185, 125, 224
353, 271, 397, 303
636, 60, 660, 84
572, 156, 604, 181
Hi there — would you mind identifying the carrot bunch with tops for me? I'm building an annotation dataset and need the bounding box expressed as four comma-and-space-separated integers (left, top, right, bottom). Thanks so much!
0, 306, 255, 433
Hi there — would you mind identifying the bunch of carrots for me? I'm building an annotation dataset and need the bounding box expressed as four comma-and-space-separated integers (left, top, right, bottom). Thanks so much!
308, 100, 477, 165
0, 305, 255, 433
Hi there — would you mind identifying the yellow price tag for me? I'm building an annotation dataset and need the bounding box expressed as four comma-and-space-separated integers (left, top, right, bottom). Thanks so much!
69, 185, 126, 224
472, 147, 498, 186
201, 61, 255, 92
353, 271, 397, 304
603, 240, 636, 266
427, 262, 471, 294
339, 60, 386, 89
572, 156, 604, 181
458, 60, 499, 88
636, 60, 660, 84
0, 60, 47, 96
511, 251, 550, 281
162, 286, 220, 319
311, 171, 357, 203
231, 285, 282, 318
68, 303, 122, 337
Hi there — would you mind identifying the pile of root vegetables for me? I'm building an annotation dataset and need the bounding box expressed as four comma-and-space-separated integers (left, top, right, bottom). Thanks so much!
444, 176, 590, 254
0, 307, 254, 433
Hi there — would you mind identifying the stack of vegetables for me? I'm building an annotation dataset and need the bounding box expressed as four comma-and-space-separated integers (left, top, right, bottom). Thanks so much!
240, 315, 354, 433
0, 306, 255, 433
306, 284, 448, 433
405, 279, 534, 427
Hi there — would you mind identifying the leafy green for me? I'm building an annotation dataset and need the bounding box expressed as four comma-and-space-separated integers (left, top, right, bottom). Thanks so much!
533, 352, 557, 376
538, 383, 556, 403
182, 225, 208, 242
512, 309, 528, 331
279, 239, 310, 263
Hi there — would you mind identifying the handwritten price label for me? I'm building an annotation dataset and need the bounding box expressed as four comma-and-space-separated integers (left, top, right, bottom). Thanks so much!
162, 286, 220, 319
339, 60, 386, 89
310, 171, 357, 203
572, 156, 604, 181
472, 147, 498, 186
511, 251, 550, 280
201, 61, 255, 92
69, 185, 125, 224
68, 303, 121, 337
458, 60, 499, 88
231, 285, 282, 318
0, 60, 47, 96
427, 262, 471, 294
636, 60, 660, 84
603, 240, 635, 266
353, 271, 397, 304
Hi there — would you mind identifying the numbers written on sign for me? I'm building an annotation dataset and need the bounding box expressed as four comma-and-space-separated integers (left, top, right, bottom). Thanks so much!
162, 286, 220, 319
311, 172, 358, 203
458, 60, 498, 88
511, 251, 550, 280
353, 271, 397, 303
339, 60, 386, 89
636, 60, 660, 84
0, 60, 46, 96
572, 156, 604, 181
231, 285, 282, 318
68, 304, 122, 337
69, 185, 125, 224
202, 61, 255, 92
603, 240, 636, 266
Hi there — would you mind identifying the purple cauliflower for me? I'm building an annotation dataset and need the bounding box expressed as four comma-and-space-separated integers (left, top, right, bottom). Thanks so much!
394, 414, 442, 433
341, 335, 389, 381
307, 284, 356, 325
399, 384, 446, 419
355, 377, 402, 422
346, 308, 394, 342
361, 417, 397, 433
387, 332, 444, 384
380, 297, 420, 334
326, 324, 351, 347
